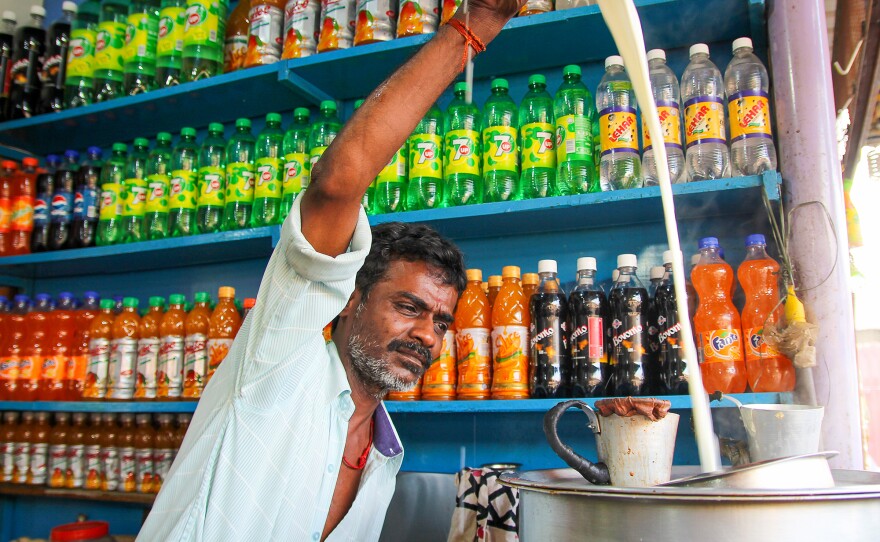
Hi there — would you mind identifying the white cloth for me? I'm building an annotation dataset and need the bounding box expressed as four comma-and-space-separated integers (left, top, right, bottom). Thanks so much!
448, 468, 519, 542
138, 196, 404, 542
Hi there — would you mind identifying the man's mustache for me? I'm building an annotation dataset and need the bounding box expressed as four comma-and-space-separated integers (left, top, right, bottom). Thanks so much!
388, 339, 432, 368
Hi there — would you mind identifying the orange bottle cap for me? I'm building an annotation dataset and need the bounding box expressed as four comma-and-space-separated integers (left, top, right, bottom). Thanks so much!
488, 275, 502, 287
466, 269, 482, 282
218, 286, 235, 298
522, 273, 539, 285
501, 266, 520, 279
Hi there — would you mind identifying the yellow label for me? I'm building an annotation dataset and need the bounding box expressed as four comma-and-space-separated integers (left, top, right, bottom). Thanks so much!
376, 147, 406, 184
599, 107, 638, 155
157, 6, 185, 57
642, 103, 682, 150
283, 152, 309, 195
521, 122, 556, 169
145, 174, 170, 213
99, 183, 123, 220
67, 28, 96, 78
95, 21, 126, 73
444, 129, 480, 176
556, 114, 591, 162
198, 166, 226, 207
310, 146, 328, 171
122, 178, 148, 217
482, 125, 518, 172
684, 97, 726, 148
408, 133, 442, 180
168, 170, 198, 210
225, 162, 254, 204
728, 92, 772, 142
254, 157, 282, 198
123, 12, 159, 64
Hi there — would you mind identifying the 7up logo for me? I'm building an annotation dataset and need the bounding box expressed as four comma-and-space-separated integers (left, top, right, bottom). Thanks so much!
286, 162, 300, 178
257, 166, 273, 186
535, 131, 553, 154
204, 174, 221, 192
493, 134, 513, 156
453, 138, 472, 160
186, 5, 206, 29
417, 141, 436, 163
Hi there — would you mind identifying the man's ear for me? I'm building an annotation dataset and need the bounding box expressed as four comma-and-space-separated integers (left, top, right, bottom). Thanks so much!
338, 288, 363, 319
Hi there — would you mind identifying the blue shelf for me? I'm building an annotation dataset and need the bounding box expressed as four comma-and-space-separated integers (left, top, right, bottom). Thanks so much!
0, 401, 198, 413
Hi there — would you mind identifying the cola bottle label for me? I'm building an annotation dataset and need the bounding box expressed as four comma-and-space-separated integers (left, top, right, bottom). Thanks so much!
530, 310, 569, 396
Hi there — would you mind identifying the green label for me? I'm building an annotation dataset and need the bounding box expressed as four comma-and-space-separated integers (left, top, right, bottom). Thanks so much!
376, 147, 406, 185
556, 114, 591, 162
67, 28, 96, 78
198, 166, 225, 207
169, 170, 198, 210
123, 12, 159, 64
408, 133, 442, 180
95, 21, 126, 73
225, 162, 254, 203
99, 183, 123, 220
521, 122, 556, 170
309, 146, 327, 171
283, 152, 309, 196
254, 157, 282, 199
482, 125, 518, 172
444, 129, 480, 176
184, 0, 223, 48
157, 7, 185, 58
123, 178, 148, 217
145, 174, 170, 213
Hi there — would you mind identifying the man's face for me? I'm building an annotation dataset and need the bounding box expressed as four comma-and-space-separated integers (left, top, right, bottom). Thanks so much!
343, 260, 459, 398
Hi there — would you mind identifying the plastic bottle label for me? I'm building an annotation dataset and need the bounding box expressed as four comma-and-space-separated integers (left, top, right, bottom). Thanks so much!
309, 145, 328, 171
491, 325, 529, 392
123, 179, 148, 217
11, 196, 34, 231
33, 194, 49, 226
225, 162, 254, 203
101, 447, 120, 491
521, 122, 556, 168
12, 442, 28, 483
255, 157, 283, 198
67, 28, 97, 78
109, 337, 138, 400
67, 354, 89, 383
282, 0, 320, 59
0, 442, 11, 482
123, 12, 160, 65
84, 444, 102, 488
728, 91, 772, 141
99, 183, 123, 220
66, 443, 85, 487
0, 197, 10, 233
207, 337, 234, 373
137, 337, 160, 399
136, 448, 154, 492
146, 174, 170, 213
247, 4, 285, 65
642, 102, 682, 151
0, 356, 19, 381
154, 447, 175, 483
440, 0, 460, 24
158, 7, 185, 59
455, 327, 490, 394
73, 188, 98, 220
397, 0, 439, 37
159, 335, 185, 398
184, 333, 208, 390
556, 114, 591, 163
444, 129, 480, 176
95, 21, 127, 74
120, 446, 136, 492
85, 338, 111, 399
50, 190, 73, 224
317, 0, 357, 51
28, 443, 48, 485
376, 147, 406, 184
283, 152, 309, 195
169, 170, 198, 210
408, 133, 442, 180
40, 354, 67, 382
354, 0, 396, 45
698, 329, 743, 363
684, 96, 727, 148
224, 35, 248, 71
184, 0, 223, 48
422, 329, 456, 396
744, 326, 782, 360
17, 356, 41, 380
482, 126, 518, 172
198, 166, 226, 207
48, 444, 68, 487
572, 315, 605, 361
599, 106, 638, 155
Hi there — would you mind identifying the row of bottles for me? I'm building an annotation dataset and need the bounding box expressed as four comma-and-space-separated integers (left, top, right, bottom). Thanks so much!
0, 410, 190, 493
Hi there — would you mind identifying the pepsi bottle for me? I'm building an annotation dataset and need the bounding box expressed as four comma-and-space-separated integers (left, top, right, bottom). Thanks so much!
654, 250, 688, 394
31, 154, 60, 252
568, 257, 610, 397
49, 150, 78, 250
72, 146, 102, 247
529, 259, 571, 398
609, 254, 651, 396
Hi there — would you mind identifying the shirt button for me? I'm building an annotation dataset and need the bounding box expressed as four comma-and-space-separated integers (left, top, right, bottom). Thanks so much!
312, 533, 320, 541
327, 463, 335, 473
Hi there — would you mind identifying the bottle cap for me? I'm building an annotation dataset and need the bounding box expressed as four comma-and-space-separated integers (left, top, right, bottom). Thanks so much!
62, 1, 78, 12
59, 291, 75, 300
617, 254, 637, 268
112, 142, 128, 153
22, 157, 37, 167
54, 412, 69, 422
294, 107, 310, 118
134, 137, 149, 148
320, 100, 337, 111
488, 275, 502, 287
13, 294, 29, 303
466, 269, 482, 282
235, 118, 251, 129
2, 11, 16, 21
744, 233, 765, 246
99, 299, 115, 309
136, 413, 151, 423
194, 291, 210, 303
36, 293, 52, 302
563, 64, 581, 77
87, 146, 102, 157
209, 122, 225, 133
218, 286, 235, 298
46, 154, 60, 164
499, 266, 518, 279
689, 43, 710, 57
538, 259, 557, 274
454, 81, 468, 93
662, 250, 674, 264
266, 112, 281, 124
605, 55, 624, 69
353, 99, 364, 109
1, 160, 16, 169
528, 74, 546, 86
149, 296, 166, 308
522, 272, 539, 285
491, 78, 508, 90
576, 257, 597, 272
646, 49, 666, 62
650, 266, 665, 280
156, 132, 172, 143
123, 297, 139, 308
89, 412, 102, 423
169, 293, 186, 305
30, 5, 45, 17
732, 37, 753, 52
243, 297, 256, 309
102, 412, 116, 422
64, 149, 79, 161
181, 127, 196, 138
698, 236, 719, 249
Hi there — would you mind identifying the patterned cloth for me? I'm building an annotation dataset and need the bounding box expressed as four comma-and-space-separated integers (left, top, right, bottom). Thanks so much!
448, 468, 520, 542
138, 197, 404, 542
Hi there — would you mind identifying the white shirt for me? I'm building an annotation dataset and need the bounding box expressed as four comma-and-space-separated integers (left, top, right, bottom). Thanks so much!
138, 197, 404, 542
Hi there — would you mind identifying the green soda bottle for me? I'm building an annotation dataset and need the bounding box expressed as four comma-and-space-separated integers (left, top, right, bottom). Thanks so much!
350, 99, 374, 214
592, 105, 600, 183
97, 142, 128, 245
554, 64, 597, 194
155, 0, 185, 87
197, 122, 226, 234
224, 118, 255, 231
309, 100, 342, 199
251, 113, 284, 227
373, 103, 406, 214
168, 127, 199, 236
444, 81, 482, 206
93, 0, 129, 102
122, 137, 151, 243
406, 103, 443, 211
280, 107, 310, 221
482, 78, 519, 202
145, 131, 173, 239
181, 0, 227, 81
65, 0, 101, 108
519, 74, 557, 199
123, 0, 160, 94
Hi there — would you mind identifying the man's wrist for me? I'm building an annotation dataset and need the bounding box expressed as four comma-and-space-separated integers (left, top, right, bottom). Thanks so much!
451, 8, 507, 47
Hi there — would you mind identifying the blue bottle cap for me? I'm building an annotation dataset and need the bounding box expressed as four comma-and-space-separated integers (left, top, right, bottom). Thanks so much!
87, 146, 103, 157
746, 234, 766, 246
64, 150, 79, 161
46, 154, 60, 164
698, 237, 719, 249
112, 295, 124, 301
13, 294, 29, 303
59, 291, 75, 300
35, 293, 52, 302
83, 290, 100, 299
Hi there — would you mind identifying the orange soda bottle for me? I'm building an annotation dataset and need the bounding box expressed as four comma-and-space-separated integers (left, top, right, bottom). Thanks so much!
486, 275, 502, 310
491, 266, 530, 399
83, 299, 115, 399
386, 378, 421, 400
224, 0, 251, 72
83, 412, 103, 490
67, 292, 100, 400
16, 294, 53, 401
66, 412, 87, 488
522, 272, 539, 301
183, 292, 211, 399
1, 295, 30, 400
47, 412, 69, 488
737, 234, 795, 392
692, 237, 747, 394
40, 292, 76, 401
134, 413, 155, 493
118, 413, 137, 492
455, 269, 492, 400
206, 287, 241, 385
244, 0, 286, 67
107, 298, 141, 401
421, 322, 456, 400
135, 297, 165, 400
158, 294, 187, 400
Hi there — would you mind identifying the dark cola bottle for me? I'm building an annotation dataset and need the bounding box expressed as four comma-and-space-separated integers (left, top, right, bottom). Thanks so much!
609, 254, 652, 396
655, 250, 688, 395
568, 257, 611, 397
48, 150, 78, 250
31, 154, 59, 252
71, 146, 102, 248
529, 259, 571, 398
644, 264, 666, 393
8, 6, 46, 119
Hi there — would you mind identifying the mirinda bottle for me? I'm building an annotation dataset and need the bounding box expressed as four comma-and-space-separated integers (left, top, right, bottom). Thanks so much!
737, 234, 795, 392
455, 269, 492, 400
491, 266, 530, 399
692, 237, 747, 394
0, 295, 30, 400
16, 294, 53, 402
40, 292, 76, 401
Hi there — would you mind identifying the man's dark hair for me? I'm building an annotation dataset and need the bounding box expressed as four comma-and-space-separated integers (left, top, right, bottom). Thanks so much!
355, 222, 467, 301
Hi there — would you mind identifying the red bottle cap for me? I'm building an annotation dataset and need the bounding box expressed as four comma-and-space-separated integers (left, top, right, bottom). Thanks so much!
50, 520, 110, 541
1, 160, 17, 169
22, 157, 38, 167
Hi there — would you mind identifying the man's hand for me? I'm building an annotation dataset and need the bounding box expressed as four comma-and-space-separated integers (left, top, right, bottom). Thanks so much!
452, 0, 529, 45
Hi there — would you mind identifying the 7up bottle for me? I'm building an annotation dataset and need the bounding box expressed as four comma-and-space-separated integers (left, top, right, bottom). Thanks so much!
156, 0, 185, 87
444, 81, 481, 206
169, 127, 198, 236
224, 118, 255, 230
555, 64, 597, 194
251, 113, 284, 227
97, 142, 127, 245
309, 100, 341, 198
281, 107, 310, 221
145, 131, 172, 239
122, 137, 150, 243
406, 103, 443, 211
482, 78, 519, 202
123, 0, 160, 94
197, 122, 226, 233
65, 0, 100, 108
519, 74, 557, 199
182, 0, 226, 81
93, 0, 129, 102
373, 138, 406, 214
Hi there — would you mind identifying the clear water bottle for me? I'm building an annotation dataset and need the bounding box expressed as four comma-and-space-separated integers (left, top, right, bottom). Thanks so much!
642, 49, 685, 185
681, 43, 730, 181
596, 56, 641, 191
725, 37, 777, 176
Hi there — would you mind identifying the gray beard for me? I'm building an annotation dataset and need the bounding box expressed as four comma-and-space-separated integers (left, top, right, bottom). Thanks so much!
347, 332, 418, 400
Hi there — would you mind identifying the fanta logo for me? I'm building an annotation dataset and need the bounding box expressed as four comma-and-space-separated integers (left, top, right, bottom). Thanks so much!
712, 332, 739, 352
610, 115, 634, 142
530, 327, 554, 347
688, 105, 710, 133
658, 322, 682, 343
739, 99, 766, 127
42, 359, 57, 369
750, 333, 764, 349
613, 325, 642, 347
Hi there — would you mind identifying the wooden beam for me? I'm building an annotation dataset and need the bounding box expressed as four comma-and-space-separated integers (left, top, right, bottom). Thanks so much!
842, 0, 880, 176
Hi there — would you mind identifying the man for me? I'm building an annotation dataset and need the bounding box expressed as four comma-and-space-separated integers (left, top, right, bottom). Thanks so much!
138, 0, 524, 539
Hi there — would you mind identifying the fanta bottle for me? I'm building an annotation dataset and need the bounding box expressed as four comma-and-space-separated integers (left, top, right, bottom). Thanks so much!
11, 157, 37, 255
491, 266, 529, 399
444, 82, 482, 206
421, 322, 456, 400
157, 293, 186, 400
455, 269, 491, 400
197, 122, 227, 234
0, 295, 27, 399
206, 286, 240, 385
40, 292, 76, 401
135, 296, 165, 400
0, 160, 17, 256
737, 234, 795, 392
406, 103, 443, 211
183, 291, 211, 398
522, 272, 538, 300
107, 297, 141, 400
224, 118, 256, 231
16, 294, 52, 401
68, 291, 99, 400
692, 236, 746, 393
281, 107, 311, 220
482, 78, 519, 202
83, 299, 115, 399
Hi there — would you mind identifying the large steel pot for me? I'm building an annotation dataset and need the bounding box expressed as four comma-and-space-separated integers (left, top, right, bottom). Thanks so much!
500, 468, 880, 541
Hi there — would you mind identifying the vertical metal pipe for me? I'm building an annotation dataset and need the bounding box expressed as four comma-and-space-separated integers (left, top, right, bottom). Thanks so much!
768, 0, 863, 468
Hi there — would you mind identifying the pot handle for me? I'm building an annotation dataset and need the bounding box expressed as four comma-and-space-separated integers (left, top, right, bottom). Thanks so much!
543, 400, 611, 485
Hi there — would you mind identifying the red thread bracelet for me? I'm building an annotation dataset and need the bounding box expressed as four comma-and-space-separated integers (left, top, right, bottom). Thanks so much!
447, 18, 487, 72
